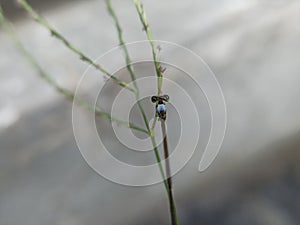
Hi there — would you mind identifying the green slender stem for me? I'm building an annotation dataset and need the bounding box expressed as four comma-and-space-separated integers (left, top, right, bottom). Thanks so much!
106, 0, 168, 189
149, 132, 168, 190
106, 0, 149, 132
133, 0, 163, 95
133, 1, 179, 224
151, 115, 158, 130
82, 100, 148, 134
133, 0, 163, 131
17, 0, 135, 93
0, 6, 147, 134
106, 0, 139, 91
138, 101, 169, 190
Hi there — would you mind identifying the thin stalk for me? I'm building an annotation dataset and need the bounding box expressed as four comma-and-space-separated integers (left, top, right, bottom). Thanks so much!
151, 115, 158, 130
133, 0, 163, 130
133, 2, 179, 224
149, 132, 168, 190
17, 0, 135, 93
105, 0, 148, 131
106, 0, 168, 189
105, 0, 138, 91
161, 120, 179, 225
0, 6, 147, 134
133, 0, 163, 95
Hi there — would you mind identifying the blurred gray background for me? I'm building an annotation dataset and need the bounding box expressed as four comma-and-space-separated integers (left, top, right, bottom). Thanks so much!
0, 0, 299, 224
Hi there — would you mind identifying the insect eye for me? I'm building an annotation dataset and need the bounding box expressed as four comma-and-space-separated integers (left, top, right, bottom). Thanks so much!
162, 95, 169, 102
151, 96, 158, 103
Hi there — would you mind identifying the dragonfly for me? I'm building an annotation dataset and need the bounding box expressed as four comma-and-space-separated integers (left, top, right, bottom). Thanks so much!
151, 94, 169, 120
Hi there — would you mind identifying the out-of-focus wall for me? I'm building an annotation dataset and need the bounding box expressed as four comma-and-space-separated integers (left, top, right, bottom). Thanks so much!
0, 0, 299, 224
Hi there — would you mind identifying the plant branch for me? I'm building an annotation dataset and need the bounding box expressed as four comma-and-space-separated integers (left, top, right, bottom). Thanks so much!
17, 0, 136, 93
0, 6, 147, 134
133, 0, 164, 130
133, 1, 179, 224
105, 0, 139, 91
133, 0, 163, 96
106, 0, 168, 189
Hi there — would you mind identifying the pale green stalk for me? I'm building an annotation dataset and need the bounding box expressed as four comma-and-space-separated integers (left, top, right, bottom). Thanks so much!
133, 0, 163, 95
105, 0, 168, 188
133, 1, 180, 224
133, 0, 165, 130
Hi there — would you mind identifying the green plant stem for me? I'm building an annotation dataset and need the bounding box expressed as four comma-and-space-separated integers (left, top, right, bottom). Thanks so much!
105, 0, 138, 91
151, 115, 158, 130
133, 0, 163, 130
105, 0, 148, 133
17, 0, 135, 93
0, 6, 147, 134
133, 1, 179, 224
106, 0, 168, 190
133, 0, 163, 95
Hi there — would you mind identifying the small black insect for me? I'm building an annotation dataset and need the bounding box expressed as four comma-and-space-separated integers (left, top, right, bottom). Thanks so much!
151, 94, 169, 120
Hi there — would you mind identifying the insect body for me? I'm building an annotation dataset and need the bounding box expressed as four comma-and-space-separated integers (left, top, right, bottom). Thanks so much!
151, 95, 169, 120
